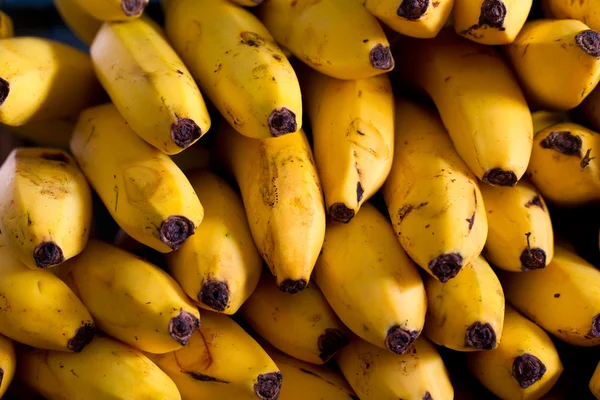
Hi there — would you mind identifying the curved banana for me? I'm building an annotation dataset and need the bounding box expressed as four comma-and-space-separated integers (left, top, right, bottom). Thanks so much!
18, 335, 181, 400
532, 110, 570, 134
69, 0, 148, 21
1, 117, 75, 149
0, 37, 101, 127
54, 0, 102, 46
147, 311, 282, 400
542, 0, 600, 32
229, 0, 264, 5
217, 125, 325, 294
91, 18, 211, 154
258, 0, 394, 80
527, 122, 600, 206
398, 28, 533, 185
300, 66, 394, 223
454, 0, 532, 44
241, 274, 351, 365
167, 169, 262, 314
337, 335, 454, 400
500, 245, 600, 346
468, 306, 563, 400
382, 99, 487, 282
591, 361, 600, 399
70, 104, 204, 253
170, 145, 211, 172
163, 0, 301, 139
0, 334, 15, 398
314, 202, 427, 355
0, 11, 14, 39
506, 19, 600, 110
424, 256, 505, 352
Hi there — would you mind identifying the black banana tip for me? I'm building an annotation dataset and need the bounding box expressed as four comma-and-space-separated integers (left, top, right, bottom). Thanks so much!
482, 168, 518, 187
199, 280, 229, 312
465, 322, 497, 350
520, 248, 546, 271
318, 328, 350, 362
385, 326, 418, 354
34, 241, 65, 268
329, 203, 355, 223
0, 78, 9, 106
254, 372, 282, 400
169, 311, 200, 346
591, 314, 600, 337
428, 253, 463, 283
479, 0, 506, 29
121, 0, 146, 16
576, 30, 600, 57
279, 279, 307, 294
370, 44, 393, 70
160, 216, 195, 250
171, 118, 201, 149
512, 353, 547, 388
268, 108, 297, 137
540, 131, 582, 155
397, 0, 429, 20
68, 323, 96, 352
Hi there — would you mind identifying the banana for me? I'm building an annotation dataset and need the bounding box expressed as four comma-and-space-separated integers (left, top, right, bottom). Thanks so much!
70, 103, 204, 253
527, 122, 600, 206
532, 110, 570, 134
454, 0, 532, 44
500, 245, 600, 346
241, 274, 351, 365
54, 0, 102, 46
314, 202, 427, 354
424, 255, 505, 352
468, 306, 563, 400
69, 0, 148, 21
1, 117, 75, 149
91, 18, 211, 155
229, 0, 264, 5
167, 170, 262, 314
337, 335, 454, 400
0, 37, 102, 127
0, 335, 15, 398
0, 11, 14, 39
163, 0, 302, 140
170, 145, 211, 172
0, 148, 92, 269
583, 83, 600, 133
216, 124, 325, 293
299, 65, 394, 223
398, 28, 533, 185
257, 0, 394, 80
146, 311, 282, 400
18, 335, 181, 400
0, 246, 95, 352
542, 0, 600, 32
591, 361, 600, 399
382, 99, 487, 282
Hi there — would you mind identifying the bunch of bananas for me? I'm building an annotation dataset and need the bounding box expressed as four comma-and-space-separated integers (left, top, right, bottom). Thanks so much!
1, 0, 600, 399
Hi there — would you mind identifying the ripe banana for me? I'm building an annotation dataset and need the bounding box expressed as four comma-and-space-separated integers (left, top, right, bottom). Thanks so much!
241, 274, 351, 365
0, 334, 15, 398
542, 0, 600, 32
382, 99, 487, 282
54, 0, 102, 46
91, 18, 211, 155
299, 65, 394, 223
167, 169, 262, 314
583, 84, 600, 133
0, 37, 101, 127
147, 311, 282, 400
1, 117, 75, 149
69, 0, 148, 21
532, 110, 570, 134
527, 122, 600, 206
0, 11, 14, 39
0, 148, 92, 270
424, 255, 505, 352
257, 0, 394, 80
18, 335, 181, 400
229, 0, 264, 5
468, 306, 563, 400
337, 335, 454, 400
454, 0, 532, 44
500, 245, 600, 346
217, 124, 325, 294
70, 104, 204, 253
163, 0, 302, 139
170, 145, 211, 172
314, 202, 427, 355
398, 28, 533, 185
0, 245, 95, 352
591, 361, 600, 399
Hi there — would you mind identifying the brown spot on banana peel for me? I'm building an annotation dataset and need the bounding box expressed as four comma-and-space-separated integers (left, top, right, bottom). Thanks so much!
512, 354, 547, 388
479, 0, 507, 30
169, 311, 200, 346
576, 30, 600, 57
0, 78, 8, 106
240, 32, 265, 47
121, 0, 146, 16
581, 148, 595, 171
268, 108, 297, 137
279, 279, 307, 294
525, 196, 544, 210
187, 372, 230, 384
521, 232, 546, 271
591, 314, 600, 337
34, 241, 65, 268
397, 0, 429, 20
540, 131, 582, 156
356, 182, 364, 203
428, 253, 463, 282
466, 212, 475, 231
482, 168, 517, 187
329, 203, 355, 223
255, 372, 282, 400
171, 118, 201, 148
199, 280, 229, 312
465, 322, 497, 350
397, 202, 429, 223
67, 323, 96, 352
385, 326, 418, 354
160, 216, 195, 250
318, 328, 350, 362
369, 44, 393, 70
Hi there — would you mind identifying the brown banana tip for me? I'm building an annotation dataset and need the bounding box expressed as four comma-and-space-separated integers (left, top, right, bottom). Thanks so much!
397, 0, 429, 20
34, 241, 65, 268
423, 393, 433, 400
540, 131, 582, 155
318, 328, 350, 362
329, 203, 355, 224
465, 322, 497, 350
520, 248, 546, 271
482, 168, 518, 187
254, 372, 282, 400
171, 118, 201, 149
428, 253, 463, 283
160, 216, 195, 250
591, 314, 600, 337
576, 30, 600, 57
385, 326, 418, 354
68, 323, 96, 352
479, 0, 506, 29
121, 0, 146, 16
279, 279, 308, 294
0, 78, 9, 106
169, 311, 200, 346
370, 44, 394, 70
268, 108, 297, 137
512, 354, 547, 388
199, 280, 229, 312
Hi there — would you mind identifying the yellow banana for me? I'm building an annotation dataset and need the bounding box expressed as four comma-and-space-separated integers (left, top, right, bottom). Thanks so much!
170, 145, 210, 172
70, 104, 204, 253
542, 0, 600, 32
424, 256, 505, 352
0, 335, 15, 398
382, 99, 487, 282
532, 110, 570, 134
299, 65, 394, 223
500, 245, 600, 346
167, 170, 262, 314
0, 11, 14, 39
217, 125, 325, 293
398, 29, 533, 185
1, 117, 75, 149
0, 37, 102, 127
583, 83, 600, 133
257, 0, 394, 80
337, 335, 454, 400
18, 335, 181, 400
527, 122, 600, 206
0, 148, 92, 269
468, 306, 563, 400
241, 274, 351, 365
163, 0, 302, 139
147, 311, 282, 400
229, 0, 264, 5
454, 0, 532, 44
54, 0, 102, 46
69, 0, 148, 21
591, 361, 600, 399
314, 202, 427, 354
0, 246, 95, 352
91, 18, 211, 155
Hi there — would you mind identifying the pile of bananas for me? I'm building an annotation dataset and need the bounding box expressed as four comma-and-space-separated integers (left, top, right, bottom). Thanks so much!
2, 0, 600, 399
